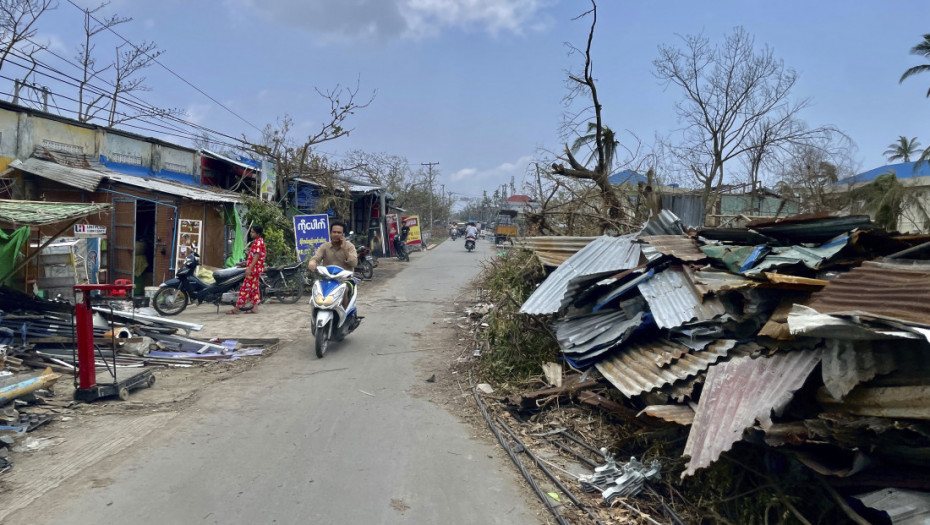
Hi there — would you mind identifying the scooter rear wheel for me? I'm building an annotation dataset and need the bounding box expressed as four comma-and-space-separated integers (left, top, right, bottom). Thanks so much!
152, 287, 189, 316
355, 260, 374, 280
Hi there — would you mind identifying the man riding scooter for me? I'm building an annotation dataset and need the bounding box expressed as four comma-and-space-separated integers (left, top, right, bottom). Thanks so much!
464, 222, 479, 252
307, 220, 358, 305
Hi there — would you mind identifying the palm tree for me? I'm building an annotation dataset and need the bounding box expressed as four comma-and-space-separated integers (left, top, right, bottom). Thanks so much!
570, 122, 619, 172
900, 34, 930, 97
884, 136, 922, 162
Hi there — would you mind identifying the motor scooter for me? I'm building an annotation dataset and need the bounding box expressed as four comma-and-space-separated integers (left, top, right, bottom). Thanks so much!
355, 245, 375, 279
393, 227, 410, 262
152, 252, 247, 315
465, 234, 477, 252
310, 265, 362, 358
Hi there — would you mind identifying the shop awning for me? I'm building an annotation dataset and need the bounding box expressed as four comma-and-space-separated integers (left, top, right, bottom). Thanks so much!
10, 157, 241, 203
0, 199, 110, 226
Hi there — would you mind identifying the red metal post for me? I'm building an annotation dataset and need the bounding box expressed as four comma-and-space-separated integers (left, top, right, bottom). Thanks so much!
74, 289, 96, 389
72, 284, 134, 390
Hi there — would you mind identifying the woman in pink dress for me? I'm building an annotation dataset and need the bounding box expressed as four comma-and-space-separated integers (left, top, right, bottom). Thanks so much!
228, 225, 266, 314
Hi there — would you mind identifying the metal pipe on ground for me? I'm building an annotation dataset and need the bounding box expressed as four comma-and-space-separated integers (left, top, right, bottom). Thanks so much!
471, 387, 570, 525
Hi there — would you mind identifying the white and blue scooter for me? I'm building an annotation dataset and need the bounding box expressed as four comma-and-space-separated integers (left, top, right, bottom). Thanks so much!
310, 265, 362, 358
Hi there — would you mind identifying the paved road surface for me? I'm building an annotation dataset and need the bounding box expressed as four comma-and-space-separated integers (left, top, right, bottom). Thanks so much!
9, 237, 540, 524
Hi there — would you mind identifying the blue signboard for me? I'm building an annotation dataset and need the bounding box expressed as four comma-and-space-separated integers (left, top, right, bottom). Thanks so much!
293, 214, 330, 262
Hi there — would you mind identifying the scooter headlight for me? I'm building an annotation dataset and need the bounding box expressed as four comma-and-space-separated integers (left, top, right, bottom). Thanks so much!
314, 286, 345, 307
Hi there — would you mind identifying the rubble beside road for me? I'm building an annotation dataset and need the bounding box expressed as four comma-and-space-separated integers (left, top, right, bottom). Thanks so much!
0, 286, 277, 481
462, 211, 930, 524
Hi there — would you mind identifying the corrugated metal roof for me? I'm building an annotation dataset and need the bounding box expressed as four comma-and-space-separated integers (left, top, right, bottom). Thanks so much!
201, 149, 259, 171
744, 235, 849, 274
513, 236, 597, 267
10, 157, 104, 192
637, 267, 727, 329
0, 199, 110, 225
637, 405, 695, 425
638, 235, 706, 262
596, 338, 736, 398
806, 260, 930, 327
12, 157, 241, 203
520, 235, 642, 315
854, 488, 930, 525
106, 172, 240, 203
821, 339, 898, 401
751, 214, 873, 244
554, 311, 643, 360
682, 350, 822, 478
639, 209, 686, 236
685, 267, 759, 296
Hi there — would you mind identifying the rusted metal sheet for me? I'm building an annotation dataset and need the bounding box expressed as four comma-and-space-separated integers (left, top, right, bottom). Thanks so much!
684, 267, 759, 296
513, 236, 597, 267
638, 235, 706, 262
637, 405, 695, 425
520, 235, 643, 315
762, 272, 828, 289
596, 338, 736, 398
637, 267, 727, 329
683, 349, 822, 478
11, 156, 104, 192
806, 260, 930, 327
817, 384, 930, 420
758, 295, 810, 341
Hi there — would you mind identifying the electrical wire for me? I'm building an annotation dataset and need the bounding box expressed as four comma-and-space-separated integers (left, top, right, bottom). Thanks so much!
64, 0, 262, 133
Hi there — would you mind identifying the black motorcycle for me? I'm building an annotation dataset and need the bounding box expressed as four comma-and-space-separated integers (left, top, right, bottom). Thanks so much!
152, 253, 248, 315
393, 227, 410, 262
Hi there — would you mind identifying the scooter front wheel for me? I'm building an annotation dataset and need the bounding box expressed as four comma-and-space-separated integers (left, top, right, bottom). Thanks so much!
152, 287, 189, 316
315, 324, 330, 358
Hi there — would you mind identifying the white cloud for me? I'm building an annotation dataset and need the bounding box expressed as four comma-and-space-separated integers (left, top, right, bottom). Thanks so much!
222, 0, 550, 42
184, 102, 213, 125
450, 155, 535, 195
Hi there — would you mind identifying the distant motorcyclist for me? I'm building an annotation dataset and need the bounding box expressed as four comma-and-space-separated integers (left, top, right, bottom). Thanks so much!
465, 222, 478, 239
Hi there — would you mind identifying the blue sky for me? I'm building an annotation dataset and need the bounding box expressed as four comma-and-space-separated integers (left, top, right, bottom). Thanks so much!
13, 0, 930, 202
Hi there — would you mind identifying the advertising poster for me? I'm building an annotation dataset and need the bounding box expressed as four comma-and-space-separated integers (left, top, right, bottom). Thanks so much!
402, 215, 422, 246
85, 237, 100, 284
385, 213, 399, 256
293, 214, 330, 262
176, 219, 202, 272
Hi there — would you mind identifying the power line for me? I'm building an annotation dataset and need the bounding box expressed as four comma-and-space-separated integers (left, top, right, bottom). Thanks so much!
64, 0, 262, 133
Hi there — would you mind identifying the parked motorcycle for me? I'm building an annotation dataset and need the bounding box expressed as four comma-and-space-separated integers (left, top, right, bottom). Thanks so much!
259, 260, 305, 304
393, 229, 410, 262
355, 245, 374, 279
152, 252, 247, 315
310, 265, 362, 358
465, 234, 477, 252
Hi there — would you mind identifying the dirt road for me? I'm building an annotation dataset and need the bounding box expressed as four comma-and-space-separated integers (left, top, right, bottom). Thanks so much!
0, 239, 542, 524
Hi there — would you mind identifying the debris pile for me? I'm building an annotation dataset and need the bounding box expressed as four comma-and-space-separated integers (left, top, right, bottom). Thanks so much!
0, 286, 275, 475
516, 210, 930, 520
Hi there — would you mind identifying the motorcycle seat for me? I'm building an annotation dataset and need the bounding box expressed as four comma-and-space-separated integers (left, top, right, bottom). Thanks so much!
213, 267, 246, 280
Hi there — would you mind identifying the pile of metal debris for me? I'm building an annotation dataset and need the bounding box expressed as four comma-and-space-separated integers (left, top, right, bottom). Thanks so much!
517, 211, 930, 522
0, 286, 275, 475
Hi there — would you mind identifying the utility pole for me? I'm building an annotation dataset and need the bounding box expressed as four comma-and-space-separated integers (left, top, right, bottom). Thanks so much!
422, 162, 439, 230
439, 183, 445, 224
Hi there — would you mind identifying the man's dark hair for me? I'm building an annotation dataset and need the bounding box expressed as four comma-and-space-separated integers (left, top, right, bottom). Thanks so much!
330, 220, 347, 232
251, 225, 264, 236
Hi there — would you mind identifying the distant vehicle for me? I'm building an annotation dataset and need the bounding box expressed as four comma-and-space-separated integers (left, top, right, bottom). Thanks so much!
493, 210, 518, 244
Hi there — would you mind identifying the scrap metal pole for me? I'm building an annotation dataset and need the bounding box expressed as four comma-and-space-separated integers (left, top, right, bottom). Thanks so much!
497, 417, 606, 525
471, 388, 570, 525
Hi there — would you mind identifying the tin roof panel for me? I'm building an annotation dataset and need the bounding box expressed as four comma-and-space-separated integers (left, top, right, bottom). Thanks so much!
682, 350, 822, 478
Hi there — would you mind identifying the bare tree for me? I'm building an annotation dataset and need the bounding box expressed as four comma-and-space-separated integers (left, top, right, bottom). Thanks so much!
107, 40, 183, 126
774, 142, 856, 214
549, 0, 631, 233
246, 83, 373, 211
654, 26, 838, 214
0, 0, 55, 81
75, 2, 129, 122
